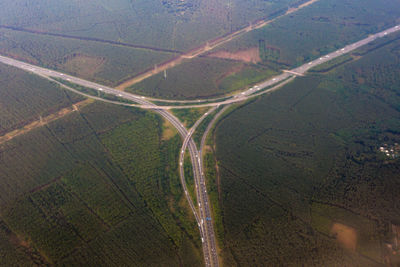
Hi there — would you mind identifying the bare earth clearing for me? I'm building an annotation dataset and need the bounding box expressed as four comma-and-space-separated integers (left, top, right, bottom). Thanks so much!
115, 0, 320, 91
207, 48, 261, 63
62, 54, 105, 78
331, 223, 358, 251
0, 99, 91, 145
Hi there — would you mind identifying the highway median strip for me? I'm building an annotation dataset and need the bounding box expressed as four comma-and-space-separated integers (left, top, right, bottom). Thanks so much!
51, 77, 136, 105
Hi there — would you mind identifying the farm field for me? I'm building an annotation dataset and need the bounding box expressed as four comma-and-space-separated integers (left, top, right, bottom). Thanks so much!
128, 56, 278, 99
0, 89, 202, 265
0, 0, 301, 51
209, 34, 400, 265
212, 0, 400, 68
0, 0, 400, 266
0, 28, 174, 86
0, 63, 84, 135
127, 0, 400, 100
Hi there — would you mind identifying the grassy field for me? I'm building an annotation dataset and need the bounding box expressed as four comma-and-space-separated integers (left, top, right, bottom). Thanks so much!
172, 107, 208, 128
0, 93, 203, 265
128, 57, 278, 99
0, 63, 84, 135
0, 28, 174, 86
213, 0, 400, 68
127, 0, 400, 100
0, 0, 300, 51
208, 35, 400, 266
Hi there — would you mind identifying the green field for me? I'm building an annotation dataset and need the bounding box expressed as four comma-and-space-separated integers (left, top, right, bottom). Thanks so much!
0, 63, 84, 135
0, 92, 202, 265
172, 107, 208, 128
1, 0, 400, 265
128, 0, 400, 99
128, 57, 278, 99
213, 0, 400, 67
0, 0, 300, 51
0, 28, 174, 86
209, 35, 400, 265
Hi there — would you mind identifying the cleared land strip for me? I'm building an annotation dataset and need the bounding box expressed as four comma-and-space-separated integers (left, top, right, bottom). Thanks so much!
0, 99, 91, 145
0, 22, 399, 267
1, 23, 399, 110
115, 0, 321, 90
0, 25, 182, 54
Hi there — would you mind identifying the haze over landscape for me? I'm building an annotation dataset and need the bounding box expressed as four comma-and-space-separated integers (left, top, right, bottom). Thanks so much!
0, 0, 400, 266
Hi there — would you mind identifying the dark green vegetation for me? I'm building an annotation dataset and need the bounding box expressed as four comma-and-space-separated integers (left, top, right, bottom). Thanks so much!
0, 28, 174, 86
129, 0, 400, 99
128, 57, 278, 99
0, 63, 84, 135
172, 107, 207, 128
0, 68, 202, 265
0, 0, 300, 51
184, 150, 197, 206
309, 53, 353, 73
209, 35, 400, 265
310, 31, 400, 73
214, 0, 400, 67
192, 109, 218, 146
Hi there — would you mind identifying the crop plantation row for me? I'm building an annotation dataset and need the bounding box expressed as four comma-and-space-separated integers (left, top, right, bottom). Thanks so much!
214, 0, 400, 68
0, 94, 202, 265
128, 56, 278, 99
129, 0, 400, 100
0, 28, 174, 86
208, 35, 400, 265
0, 63, 84, 135
0, 0, 301, 51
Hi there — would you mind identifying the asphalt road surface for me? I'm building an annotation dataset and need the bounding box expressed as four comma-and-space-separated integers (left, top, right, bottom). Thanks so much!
0, 23, 399, 110
0, 22, 399, 267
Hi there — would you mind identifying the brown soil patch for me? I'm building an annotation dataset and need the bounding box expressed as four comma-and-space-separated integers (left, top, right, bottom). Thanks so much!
61, 53, 105, 78
19, 240, 29, 248
208, 48, 261, 64
115, 0, 320, 91
0, 100, 91, 145
204, 145, 213, 153
331, 223, 357, 251
162, 118, 177, 140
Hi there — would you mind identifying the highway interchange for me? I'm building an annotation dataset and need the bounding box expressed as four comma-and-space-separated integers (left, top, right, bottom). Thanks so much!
0, 23, 399, 267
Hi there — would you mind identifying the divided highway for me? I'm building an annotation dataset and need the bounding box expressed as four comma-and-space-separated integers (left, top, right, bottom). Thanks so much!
0, 23, 399, 110
0, 22, 399, 267
0, 53, 221, 267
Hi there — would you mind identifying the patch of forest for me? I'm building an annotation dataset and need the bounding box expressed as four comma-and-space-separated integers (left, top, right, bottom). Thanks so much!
210, 36, 400, 266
